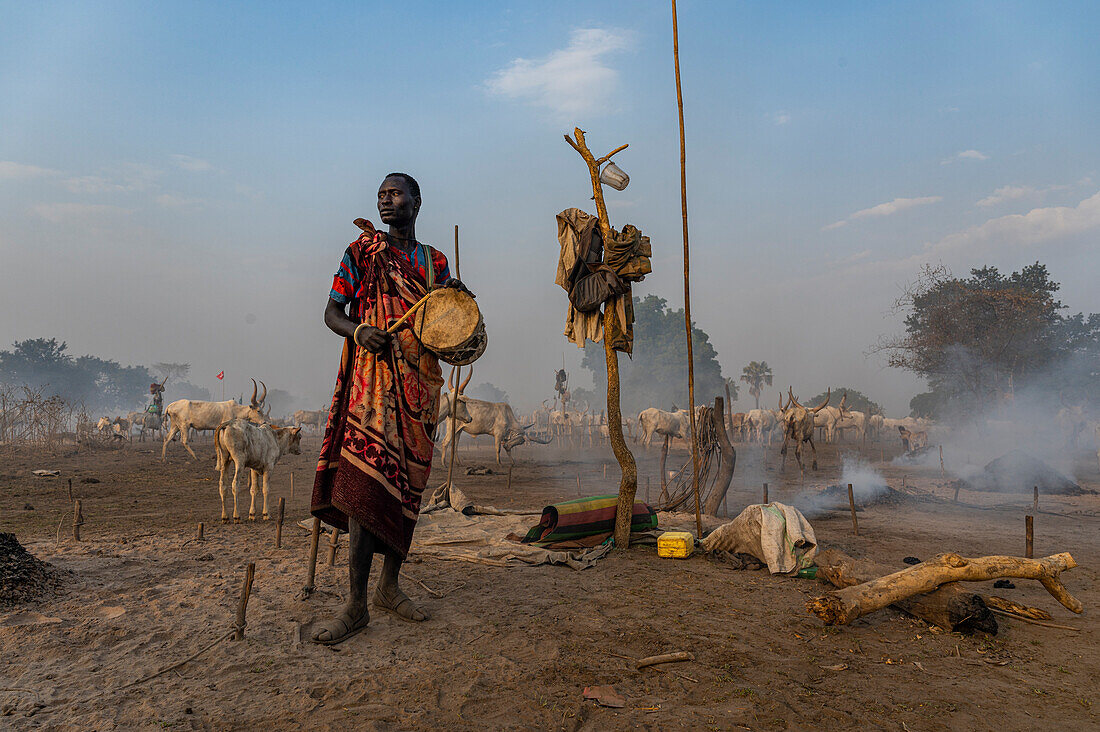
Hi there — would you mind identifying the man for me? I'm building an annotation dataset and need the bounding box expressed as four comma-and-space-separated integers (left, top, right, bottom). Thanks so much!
311, 172, 471, 644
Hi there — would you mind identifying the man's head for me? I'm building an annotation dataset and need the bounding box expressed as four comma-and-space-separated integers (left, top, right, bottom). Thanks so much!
377, 172, 421, 227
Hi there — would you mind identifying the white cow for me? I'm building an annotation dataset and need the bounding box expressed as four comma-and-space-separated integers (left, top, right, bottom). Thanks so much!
834, 406, 867, 442
163, 379, 268, 460
213, 418, 302, 522
437, 393, 532, 465
638, 406, 705, 447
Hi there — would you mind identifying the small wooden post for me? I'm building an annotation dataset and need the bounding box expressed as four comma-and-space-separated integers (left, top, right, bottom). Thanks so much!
67, 477, 74, 503
659, 435, 670, 501
506, 464, 513, 492
197, 522, 205, 540
290, 472, 294, 501
327, 527, 340, 566
577, 474, 582, 497
953, 484, 960, 503
1033, 486, 1039, 513
72, 499, 83, 541
762, 482, 769, 505
880, 448, 885, 463
939, 445, 945, 479
303, 517, 321, 596
1025, 515, 1034, 558
234, 562, 256, 640
275, 497, 285, 549
847, 483, 859, 536
603, 463, 607, 479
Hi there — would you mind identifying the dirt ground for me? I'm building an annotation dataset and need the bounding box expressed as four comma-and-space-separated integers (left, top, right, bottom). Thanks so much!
2, 432, 1099, 731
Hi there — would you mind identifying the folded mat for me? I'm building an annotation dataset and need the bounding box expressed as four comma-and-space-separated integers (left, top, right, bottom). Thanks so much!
521, 494, 657, 546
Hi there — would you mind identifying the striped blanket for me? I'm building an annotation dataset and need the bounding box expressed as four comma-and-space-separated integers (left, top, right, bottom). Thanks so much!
521, 494, 657, 547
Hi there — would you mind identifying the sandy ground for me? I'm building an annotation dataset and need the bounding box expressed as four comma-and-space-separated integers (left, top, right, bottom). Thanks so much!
2, 432, 1099, 731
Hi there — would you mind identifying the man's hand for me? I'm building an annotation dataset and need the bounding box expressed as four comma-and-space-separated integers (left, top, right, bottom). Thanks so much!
444, 278, 474, 298
354, 324, 391, 353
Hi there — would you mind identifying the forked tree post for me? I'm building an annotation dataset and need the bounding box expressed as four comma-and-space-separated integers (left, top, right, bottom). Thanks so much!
564, 128, 638, 548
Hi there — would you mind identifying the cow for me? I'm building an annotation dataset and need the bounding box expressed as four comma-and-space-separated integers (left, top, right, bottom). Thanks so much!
162, 379, 268, 460
96, 416, 129, 441
779, 388, 830, 474
127, 410, 164, 442
813, 392, 847, 443
866, 414, 885, 443
293, 409, 328, 432
728, 412, 747, 441
834, 404, 867, 443
213, 418, 302, 522
437, 390, 537, 466
897, 425, 928, 454
638, 407, 689, 447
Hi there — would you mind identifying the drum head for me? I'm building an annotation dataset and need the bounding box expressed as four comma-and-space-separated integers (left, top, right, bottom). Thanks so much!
413, 288, 481, 352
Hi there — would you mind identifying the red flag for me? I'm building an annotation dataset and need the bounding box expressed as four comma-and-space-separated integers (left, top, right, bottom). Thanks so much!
216, 371, 224, 380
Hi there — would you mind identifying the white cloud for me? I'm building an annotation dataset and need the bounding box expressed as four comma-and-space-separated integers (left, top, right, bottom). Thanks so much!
823, 196, 941, 231
0, 161, 59, 179
941, 149, 988, 165
155, 193, 202, 208
976, 185, 1036, 207
773, 112, 790, 126
171, 154, 213, 172
63, 175, 132, 194
485, 28, 634, 118
30, 202, 133, 223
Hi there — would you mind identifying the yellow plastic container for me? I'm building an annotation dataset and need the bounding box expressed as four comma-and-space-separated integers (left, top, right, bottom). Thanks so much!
656, 531, 695, 559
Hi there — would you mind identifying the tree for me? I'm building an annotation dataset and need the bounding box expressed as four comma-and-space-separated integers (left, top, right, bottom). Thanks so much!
152, 362, 190, 385
877, 262, 1100, 412
467, 382, 509, 404
740, 361, 773, 409
807, 387, 882, 416
579, 295, 726, 416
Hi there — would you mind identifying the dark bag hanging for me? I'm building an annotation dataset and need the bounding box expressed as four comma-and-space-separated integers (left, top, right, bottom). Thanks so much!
569, 264, 628, 313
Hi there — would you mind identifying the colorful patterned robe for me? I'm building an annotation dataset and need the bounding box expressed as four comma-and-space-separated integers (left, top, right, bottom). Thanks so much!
312, 222, 450, 557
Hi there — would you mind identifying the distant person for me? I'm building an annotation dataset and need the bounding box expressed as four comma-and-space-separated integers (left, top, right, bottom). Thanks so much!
310, 172, 471, 644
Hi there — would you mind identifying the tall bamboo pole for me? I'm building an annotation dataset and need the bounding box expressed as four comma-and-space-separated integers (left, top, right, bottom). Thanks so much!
564, 128, 638, 548
443, 225, 461, 499
671, 0, 703, 538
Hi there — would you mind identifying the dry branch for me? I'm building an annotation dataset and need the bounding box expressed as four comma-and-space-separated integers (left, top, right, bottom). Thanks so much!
636, 651, 694, 669
809, 551, 1081, 626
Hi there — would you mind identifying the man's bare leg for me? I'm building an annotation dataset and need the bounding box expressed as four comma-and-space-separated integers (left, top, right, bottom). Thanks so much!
311, 517, 373, 643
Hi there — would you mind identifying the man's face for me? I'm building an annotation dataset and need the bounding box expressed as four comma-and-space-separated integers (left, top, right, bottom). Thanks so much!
377, 177, 419, 226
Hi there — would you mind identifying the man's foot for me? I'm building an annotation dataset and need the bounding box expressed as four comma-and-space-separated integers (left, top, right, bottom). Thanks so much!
310, 607, 370, 645
373, 585, 430, 622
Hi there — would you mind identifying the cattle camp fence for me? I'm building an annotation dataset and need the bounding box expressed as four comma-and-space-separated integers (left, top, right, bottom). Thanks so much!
0, 385, 90, 450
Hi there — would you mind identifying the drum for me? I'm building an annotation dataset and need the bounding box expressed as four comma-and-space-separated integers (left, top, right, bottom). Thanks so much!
412, 288, 487, 366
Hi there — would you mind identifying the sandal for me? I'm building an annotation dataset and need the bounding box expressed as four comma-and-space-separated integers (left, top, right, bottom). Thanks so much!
310, 608, 370, 645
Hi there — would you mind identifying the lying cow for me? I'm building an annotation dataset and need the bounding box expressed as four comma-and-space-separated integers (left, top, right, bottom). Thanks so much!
214, 418, 302, 523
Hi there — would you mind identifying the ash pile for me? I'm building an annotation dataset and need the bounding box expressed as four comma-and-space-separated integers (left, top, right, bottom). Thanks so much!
1, 532, 65, 607
955, 450, 1091, 496
795, 483, 908, 519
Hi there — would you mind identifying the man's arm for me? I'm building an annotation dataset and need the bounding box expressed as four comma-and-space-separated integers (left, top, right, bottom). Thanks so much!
324, 297, 389, 353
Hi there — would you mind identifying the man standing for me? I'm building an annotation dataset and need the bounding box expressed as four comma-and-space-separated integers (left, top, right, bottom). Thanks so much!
311, 173, 470, 644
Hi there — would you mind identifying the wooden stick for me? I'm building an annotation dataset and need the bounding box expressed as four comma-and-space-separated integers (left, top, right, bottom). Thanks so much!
197, 522, 204, 541
953, 483, 961, 503
327, 527, 340, 566
441, 226, 463, 504
847, 483, 859, 536
762, 482, 769, 505
671, 0, 702, 540
636, 651, 694, 669
506, 464, 513, 492
982, 594, 1052, 621
1025, 515, 1034, 559
290, 472, 294, 500
986, 608, 1079, 631
275, 496, 285, 549
303, 516, 321, 596
67, 477, 74, 503
808, 552, 1082, 626
1033, 486, 1039, 513
73, 499, 83, 541
234, 562, 255, 640
939, 445, 945, 479
384, 291, 433, 334
659, 435, 670, 502
577, 474, 582, 497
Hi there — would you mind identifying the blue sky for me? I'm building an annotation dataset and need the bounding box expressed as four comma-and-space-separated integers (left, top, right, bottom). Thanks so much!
2, 1, 1098, 414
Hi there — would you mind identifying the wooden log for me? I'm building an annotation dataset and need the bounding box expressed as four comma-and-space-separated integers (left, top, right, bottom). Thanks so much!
808, 551, 1081, 626
847, 483, 859, 536
73, 499, 83, 541
636, 651, 694, 669
275, 497, 285, 549
703, 397, 735, 516
327, 527, 340, 566
1026, 515, 1034, 559
813, 548, 996, 633
982, 594, 1052, 621
234, 562, 256, 640
302, 516, 321, 597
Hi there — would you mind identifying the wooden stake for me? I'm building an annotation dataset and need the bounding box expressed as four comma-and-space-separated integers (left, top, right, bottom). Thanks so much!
234, 562, 255, 640
290, 472, 294, 500
67, 477, 74, 503
1025, 515, 1034, 559
953, 484, 961, 503
1033, 486, 1039, 513
563, 128, 638, 548
303, 517, 321, 596
506, 464, 513, 492
275, 496, 285, 549
672, 0, 702, 539
197, 522, 204, 541
762, 482, 769, 505
847, 483, 859, 536
576, 474, 582, 497
442, 225, 463, 504
939, 445, 945, 479
603, 463, 607, 479
659, 435, 670, 502
327, 527, 340, 566
72, 499, 83, 541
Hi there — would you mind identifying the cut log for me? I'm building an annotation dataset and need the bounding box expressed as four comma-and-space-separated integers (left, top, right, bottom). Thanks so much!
981, 595, 1053, 622
814, 548, 996, 634
808, 551, 1081, 626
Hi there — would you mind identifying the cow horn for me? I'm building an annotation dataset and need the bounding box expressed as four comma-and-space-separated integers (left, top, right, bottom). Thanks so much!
787, 387, 802, 410
259, 381, 267, 405
522, 422, 535, 430
812, 388, 831, 413
250, 379, 258, 407
458, 369, 473, 394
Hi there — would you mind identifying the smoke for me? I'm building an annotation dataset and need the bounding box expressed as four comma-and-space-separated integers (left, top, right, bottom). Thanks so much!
839, 455, 890, 502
